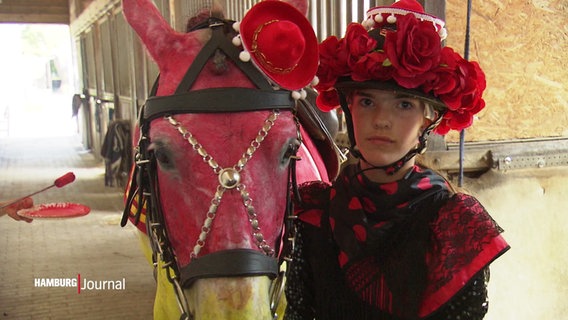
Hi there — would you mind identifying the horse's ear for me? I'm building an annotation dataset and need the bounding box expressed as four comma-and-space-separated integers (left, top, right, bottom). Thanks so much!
265, 0, 309, 16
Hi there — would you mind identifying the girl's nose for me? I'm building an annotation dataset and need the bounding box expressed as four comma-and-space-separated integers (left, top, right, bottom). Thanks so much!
371, 106, 391, 129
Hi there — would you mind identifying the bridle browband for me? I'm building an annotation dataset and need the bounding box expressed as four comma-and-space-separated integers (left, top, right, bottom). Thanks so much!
121, 18, 300, 320
142, 18, 295, 121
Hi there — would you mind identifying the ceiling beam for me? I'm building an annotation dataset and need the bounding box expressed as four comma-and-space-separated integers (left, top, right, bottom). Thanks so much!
0, 0, 69, 24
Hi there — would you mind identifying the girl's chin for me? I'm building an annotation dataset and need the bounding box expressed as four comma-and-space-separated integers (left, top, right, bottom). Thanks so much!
360, 157, 397, 168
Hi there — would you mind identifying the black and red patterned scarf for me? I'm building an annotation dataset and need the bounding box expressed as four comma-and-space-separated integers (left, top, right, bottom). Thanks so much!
302, 163, 509, 319
295, 163, 508, 318
327, 163, 450, 318
329, 164, 450, 267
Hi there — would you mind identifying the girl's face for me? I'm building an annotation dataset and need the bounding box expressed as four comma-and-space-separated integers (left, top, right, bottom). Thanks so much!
350, 89, 430, 170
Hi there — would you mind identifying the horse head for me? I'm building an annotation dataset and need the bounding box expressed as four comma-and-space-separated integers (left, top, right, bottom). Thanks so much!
121, 0, 341, 319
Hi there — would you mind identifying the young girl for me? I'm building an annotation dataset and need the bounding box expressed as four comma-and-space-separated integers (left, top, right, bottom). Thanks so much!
284, 1, 509, 319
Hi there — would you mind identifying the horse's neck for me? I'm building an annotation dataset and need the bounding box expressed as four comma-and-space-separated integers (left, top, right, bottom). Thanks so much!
298, 126, 330, 184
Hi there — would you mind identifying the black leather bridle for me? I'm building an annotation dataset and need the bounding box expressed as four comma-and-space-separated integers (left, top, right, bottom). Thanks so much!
121, 18, 302, 320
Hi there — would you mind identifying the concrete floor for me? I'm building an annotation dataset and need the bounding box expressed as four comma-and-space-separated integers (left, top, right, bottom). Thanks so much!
0, 135, 155, 319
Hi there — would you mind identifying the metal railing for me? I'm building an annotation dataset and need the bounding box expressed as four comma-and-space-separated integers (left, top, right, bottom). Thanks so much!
218, 0, 390, 41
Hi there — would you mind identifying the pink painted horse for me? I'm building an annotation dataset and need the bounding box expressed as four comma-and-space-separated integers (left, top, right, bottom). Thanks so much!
121, 0, 340, 319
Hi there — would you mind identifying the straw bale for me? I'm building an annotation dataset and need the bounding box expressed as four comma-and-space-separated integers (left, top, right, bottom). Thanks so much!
444, 0, 568, 142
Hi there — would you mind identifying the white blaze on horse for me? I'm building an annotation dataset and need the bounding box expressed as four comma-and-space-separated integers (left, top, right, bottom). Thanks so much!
121, 0, 341, 319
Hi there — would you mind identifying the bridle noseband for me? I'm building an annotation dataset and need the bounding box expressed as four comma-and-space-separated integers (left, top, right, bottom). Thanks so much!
121, 18, 301, 320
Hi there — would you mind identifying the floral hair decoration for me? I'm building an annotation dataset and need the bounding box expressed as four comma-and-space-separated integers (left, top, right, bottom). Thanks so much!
314, 0, 487, 135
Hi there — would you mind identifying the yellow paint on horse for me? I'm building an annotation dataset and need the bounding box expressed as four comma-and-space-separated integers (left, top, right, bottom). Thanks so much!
136, 232, 288, 319
137, 232, 182, 319
154, 261, 184, 319
187, 277, 272, 320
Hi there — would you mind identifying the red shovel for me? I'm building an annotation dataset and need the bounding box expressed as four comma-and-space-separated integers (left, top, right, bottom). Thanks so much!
0, 172, 76, 211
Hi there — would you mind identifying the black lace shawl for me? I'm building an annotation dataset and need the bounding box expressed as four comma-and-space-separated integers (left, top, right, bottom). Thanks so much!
284, 164, 509, 320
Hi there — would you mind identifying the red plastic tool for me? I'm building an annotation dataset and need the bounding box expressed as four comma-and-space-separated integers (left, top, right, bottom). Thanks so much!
17, 202, 90, 219
0, 172, 76, 210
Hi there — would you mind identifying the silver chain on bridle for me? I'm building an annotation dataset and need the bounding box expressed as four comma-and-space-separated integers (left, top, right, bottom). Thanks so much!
166, 110, 280, 258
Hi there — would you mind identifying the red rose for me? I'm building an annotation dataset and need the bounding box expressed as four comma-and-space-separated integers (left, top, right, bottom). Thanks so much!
316, 89, 340, 112
468, 97, 485, 116
459, 61, 486, 112
344, 23, 377, 68
434, 119, 451, 135
447, 109, 474, 132
423, 47, 460, 102
317, 36, 344, 90
434, 111, 471, 134
437, 50, 486, 113
384, 15, 441, 88
428, 47, 487, 132
351, 51, 392, 82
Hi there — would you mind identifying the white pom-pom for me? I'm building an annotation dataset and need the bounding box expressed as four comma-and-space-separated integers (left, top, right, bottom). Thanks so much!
387, 14, 397, 24
362, 18, 374, 30
232, 36, 242, 47
232, 21, 241, 32
439, 28, 448, 40
239, 51, 251, 62
291, 91, 302, 100
311, 76, 319, 87
300, 89, 307, 100
374, 14, 384, 23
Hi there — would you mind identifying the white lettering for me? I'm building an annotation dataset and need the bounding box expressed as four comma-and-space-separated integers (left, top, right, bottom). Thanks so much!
80, 278, 126, 291
33, 278, 77, 287
34, 277, 125, 291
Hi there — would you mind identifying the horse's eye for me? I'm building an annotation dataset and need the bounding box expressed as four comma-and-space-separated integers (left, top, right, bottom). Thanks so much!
155, 149, 171, 165
149, 143, 175, 170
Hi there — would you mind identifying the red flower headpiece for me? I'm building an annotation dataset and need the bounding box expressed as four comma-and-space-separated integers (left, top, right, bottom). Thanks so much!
314, 0, 486, 135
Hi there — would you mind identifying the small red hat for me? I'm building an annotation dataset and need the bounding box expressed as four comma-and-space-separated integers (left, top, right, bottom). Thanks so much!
238, 0, 318, 91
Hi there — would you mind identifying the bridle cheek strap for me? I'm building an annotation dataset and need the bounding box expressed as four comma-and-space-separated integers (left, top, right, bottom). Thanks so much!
179, 249, 278, 288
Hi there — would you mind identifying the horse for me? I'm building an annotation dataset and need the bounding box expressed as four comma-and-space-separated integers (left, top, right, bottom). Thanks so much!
120, 0, 342, 319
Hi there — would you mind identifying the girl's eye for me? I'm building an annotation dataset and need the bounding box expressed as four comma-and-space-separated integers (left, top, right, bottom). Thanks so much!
397, 100, 418, 111
358, 97, 374, 108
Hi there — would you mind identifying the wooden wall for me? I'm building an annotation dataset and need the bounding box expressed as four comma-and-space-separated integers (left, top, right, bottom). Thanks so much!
444, 0, 568, 142
63, 0, 567, 151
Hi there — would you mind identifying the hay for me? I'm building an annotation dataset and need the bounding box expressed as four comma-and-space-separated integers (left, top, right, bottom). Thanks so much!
444, 0, 568, 142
